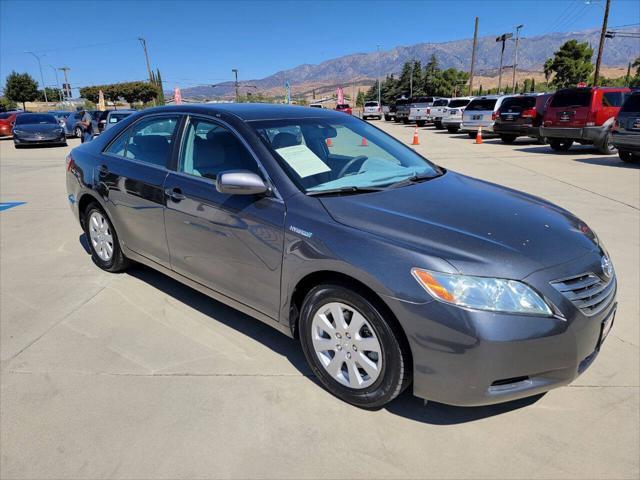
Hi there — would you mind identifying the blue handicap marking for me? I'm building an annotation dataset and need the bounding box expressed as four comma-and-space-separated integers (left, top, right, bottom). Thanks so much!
0, 202, 26, 212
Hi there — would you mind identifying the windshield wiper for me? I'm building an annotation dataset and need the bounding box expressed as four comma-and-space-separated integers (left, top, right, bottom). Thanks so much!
386, 173, 441, 189
306, 186, 385, 197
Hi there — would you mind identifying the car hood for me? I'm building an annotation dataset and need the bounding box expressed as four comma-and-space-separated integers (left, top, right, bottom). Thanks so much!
14, 124, 61, 133
319, 172, 599, 279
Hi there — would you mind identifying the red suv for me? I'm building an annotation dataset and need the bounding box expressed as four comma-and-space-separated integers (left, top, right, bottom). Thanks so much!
541, 87, 630, 153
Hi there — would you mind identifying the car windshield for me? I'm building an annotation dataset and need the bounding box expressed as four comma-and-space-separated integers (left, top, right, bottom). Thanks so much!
551, 89, 591, 108
466, 99, 498, 111
364, 102, 378, 107
251, 117, 442, 194
500, 96, 537, 110
433, 99, 449, 106
15, 114, 56, 125
449, 99, 471, 108
620, 94, 640, 113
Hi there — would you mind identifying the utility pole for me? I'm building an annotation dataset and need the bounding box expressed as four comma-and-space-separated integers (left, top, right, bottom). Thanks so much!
469, 16, 479, 95
593, 0, 611, 86
232, 69, 239, 102
511, 24, 524, 94
496, 33, 513, 93
59, 67, 71, 100
138, 37, 153, 83
26, 51, 47, 103
48, 65, 63, 102
376, 44, 381, 105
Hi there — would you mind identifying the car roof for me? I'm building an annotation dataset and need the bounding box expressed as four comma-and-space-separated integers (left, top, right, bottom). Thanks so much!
108, 109, 136, 113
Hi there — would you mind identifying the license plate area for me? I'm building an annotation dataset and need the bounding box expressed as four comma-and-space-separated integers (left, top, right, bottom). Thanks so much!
597, 305, 616, 350
472, 115, 481, 120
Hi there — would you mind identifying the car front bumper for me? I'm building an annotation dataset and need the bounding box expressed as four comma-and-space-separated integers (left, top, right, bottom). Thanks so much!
385, 252, 616, 406
14, 134, 66, 145
611, 131, 640, 152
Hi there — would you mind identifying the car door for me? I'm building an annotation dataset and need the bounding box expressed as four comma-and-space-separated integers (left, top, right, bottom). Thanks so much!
100, 113, 181, 267
163, 116, 285, 319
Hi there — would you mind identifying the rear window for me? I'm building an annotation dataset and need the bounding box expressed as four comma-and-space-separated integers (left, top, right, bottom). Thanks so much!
364, 102, 378, 107
414, 97, 434, 103
602, 92, 624, 107
448, 99, 471, 108
466, 99, 497, 111
0, 112, 13, 120
396, 99, 409, 106
500, 96, 537, 110
336, 104, 350, 109
550, 89, 591, 108
433, 99, 449, 106
620, 94, 640, 113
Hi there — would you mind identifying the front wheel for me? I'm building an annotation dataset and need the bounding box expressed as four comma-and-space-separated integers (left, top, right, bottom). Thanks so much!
416, 120, 425, 127
299, 284, 411, 408
597, 133, 617, 155
447, 126, 459, 133
500, 134, 517, 144
402, 118, 409, 124
434, 121, 443, 129
84, 204, 130, 272
74, 127, 82, 138
467, 131, 476, 139
549, 139, 573, 152
384, 115, 391, 121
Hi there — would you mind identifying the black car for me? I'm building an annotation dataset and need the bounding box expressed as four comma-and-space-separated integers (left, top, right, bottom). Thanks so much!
611, 91, 640, 163
66, 104, 616, 408
493, 94, 552, 144
13, 113, 67, 148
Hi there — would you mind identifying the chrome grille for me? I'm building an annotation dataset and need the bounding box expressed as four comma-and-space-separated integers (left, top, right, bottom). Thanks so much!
551, 272, 616, 316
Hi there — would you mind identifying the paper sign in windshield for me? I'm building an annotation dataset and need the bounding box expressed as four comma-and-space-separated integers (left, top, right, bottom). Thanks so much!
276, 144, 331, 178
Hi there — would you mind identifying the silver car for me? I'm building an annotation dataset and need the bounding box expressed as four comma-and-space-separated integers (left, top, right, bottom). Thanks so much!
461, 95, 507, 137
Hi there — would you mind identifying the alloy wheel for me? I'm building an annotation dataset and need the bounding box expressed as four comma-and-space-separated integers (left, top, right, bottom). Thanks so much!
311, 302, 383, 389
88, 211, 114, 262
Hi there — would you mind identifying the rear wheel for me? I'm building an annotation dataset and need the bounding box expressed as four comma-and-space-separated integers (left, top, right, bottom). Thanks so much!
299, 284, 411, 408
500, 134, 517, 144
394, 116, 401, 123
416, 120, 425, 127
74, 126, 82, 138
84, 203, 130, 272
446, 126, 459, 133
434, 121, 443, 129
468, 131, 476, 139
619, 150, 640, 163
596, 133, 617, 155
549, 139, 573, 152
384, 115, 391, 121
402, 118, 409, 124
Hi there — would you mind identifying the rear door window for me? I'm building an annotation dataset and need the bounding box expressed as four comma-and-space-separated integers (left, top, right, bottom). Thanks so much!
500, 96, 536, 110
620, 94, 640, 113
602, 92, 623, 107
106, 115, 179, 166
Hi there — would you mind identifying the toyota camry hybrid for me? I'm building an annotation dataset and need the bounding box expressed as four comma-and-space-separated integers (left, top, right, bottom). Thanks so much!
66, 104, 617, 408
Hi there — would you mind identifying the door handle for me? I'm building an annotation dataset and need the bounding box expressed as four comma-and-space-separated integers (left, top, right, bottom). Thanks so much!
165, 187, 185, 202
97, 165, 109, 176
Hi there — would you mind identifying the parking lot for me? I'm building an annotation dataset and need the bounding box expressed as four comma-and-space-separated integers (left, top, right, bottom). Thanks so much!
1, 122, 638, 479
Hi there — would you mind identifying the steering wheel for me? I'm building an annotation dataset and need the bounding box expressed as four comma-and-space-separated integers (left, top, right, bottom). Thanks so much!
337, 155, 368, 178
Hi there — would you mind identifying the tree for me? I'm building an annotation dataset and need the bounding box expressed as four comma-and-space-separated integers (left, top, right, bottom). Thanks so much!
4, 71, 39, 110
423, 54, 441, 95
0, 96, 17, 111
530, 78, 535, 92
631, 57, 640, 87
522, 78, 532, 93
543, 58, 554, 84
37, 87, 62, 102
356, 89, 365, 107
79, 86, 101, 103
544, 40, 594, 88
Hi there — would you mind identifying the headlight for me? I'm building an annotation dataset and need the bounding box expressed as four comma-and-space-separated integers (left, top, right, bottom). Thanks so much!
411, 268, 553, 316
13, 129, 25, 135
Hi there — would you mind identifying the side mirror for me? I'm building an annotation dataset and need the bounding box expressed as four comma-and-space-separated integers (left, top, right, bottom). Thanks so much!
216, 170, 269, 196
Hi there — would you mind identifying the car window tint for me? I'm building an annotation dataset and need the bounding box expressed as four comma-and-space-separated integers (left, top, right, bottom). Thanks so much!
180, 118, 260, 180
124, 116, 178, 167
466, 99, 498, 111
621, 94, 640, 113
602, 92, 622, 107
106, 130, 129, 157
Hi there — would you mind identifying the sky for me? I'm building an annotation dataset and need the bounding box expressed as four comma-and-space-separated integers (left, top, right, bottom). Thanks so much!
1, 0, 639, 95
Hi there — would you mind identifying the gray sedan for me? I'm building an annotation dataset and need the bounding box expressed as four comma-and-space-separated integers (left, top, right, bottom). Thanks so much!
13, 113, 67, 148
65, 104, 616, 408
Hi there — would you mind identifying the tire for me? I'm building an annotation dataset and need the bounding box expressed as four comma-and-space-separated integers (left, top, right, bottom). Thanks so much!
549, 139, 573, 152
299, 284, 411, 408
446, 126, 459, 133
394, 117, 401, 123
434, 121, 443, 130
384, 115, 391, 121
596, 133, 617, 155
416, 120, 425, 127
83, 203, 130, 272
74, 127, 82, 138
500, 134, 517, 144
619, 150, 640, 163
468, 131, 476, 139
402, 118, 409, 124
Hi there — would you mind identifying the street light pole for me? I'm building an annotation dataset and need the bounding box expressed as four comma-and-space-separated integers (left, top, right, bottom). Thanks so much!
376, 44, 381, 105
59, 67, 71, 100
511, 24, 524, 94
48, 65, 63, 102
232, 69, 239, 102
593, 0, 611, 86
137, 37, 153, 83
26, 51, 47, 103
495, 33, 512, 93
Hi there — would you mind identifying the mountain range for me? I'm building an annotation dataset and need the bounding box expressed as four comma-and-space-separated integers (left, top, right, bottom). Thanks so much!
178, 27, 639, 99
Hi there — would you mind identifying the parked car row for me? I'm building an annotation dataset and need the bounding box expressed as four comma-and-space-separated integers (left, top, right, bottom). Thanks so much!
372, 87, 639, 163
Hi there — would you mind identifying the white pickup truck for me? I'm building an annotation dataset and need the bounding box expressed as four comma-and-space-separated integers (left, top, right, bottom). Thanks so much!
427, 98, 451, 129
408, 96, 438, 127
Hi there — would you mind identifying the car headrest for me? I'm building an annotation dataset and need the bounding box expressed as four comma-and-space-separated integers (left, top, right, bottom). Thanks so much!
272, 132, 299, 149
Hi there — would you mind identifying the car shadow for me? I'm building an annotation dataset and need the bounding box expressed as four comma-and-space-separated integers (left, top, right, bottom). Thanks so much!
572, 157, 639, 168
516, 145, 596, 155
77, 233, 545, 424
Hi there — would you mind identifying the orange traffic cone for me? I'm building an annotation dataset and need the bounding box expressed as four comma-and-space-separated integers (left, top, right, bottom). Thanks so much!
326, 138, 332, 147
475, 126, 483, 144
360, 137, 368, 147
411, 127, 420, 145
